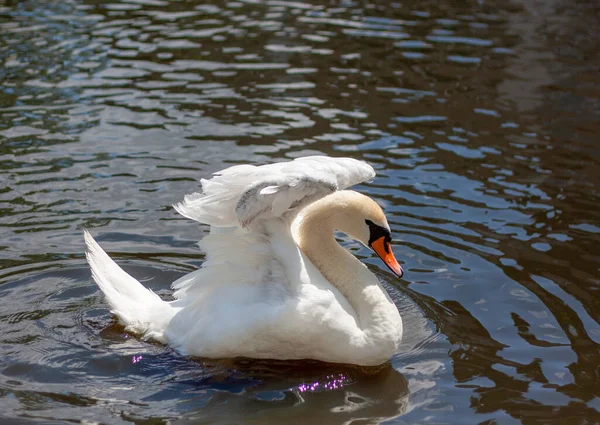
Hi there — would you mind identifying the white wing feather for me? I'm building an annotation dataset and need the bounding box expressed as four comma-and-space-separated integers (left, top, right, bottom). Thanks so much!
173, 156, 375, 228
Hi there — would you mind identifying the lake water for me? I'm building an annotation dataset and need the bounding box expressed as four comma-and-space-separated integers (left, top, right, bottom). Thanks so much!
1, 0, 599, 424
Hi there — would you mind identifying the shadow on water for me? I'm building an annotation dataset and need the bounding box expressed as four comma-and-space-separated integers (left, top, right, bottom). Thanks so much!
171, 360, 409, 425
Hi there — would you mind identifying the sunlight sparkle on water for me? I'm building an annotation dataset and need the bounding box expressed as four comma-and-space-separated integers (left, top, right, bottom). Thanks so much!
293, 373, 349, 393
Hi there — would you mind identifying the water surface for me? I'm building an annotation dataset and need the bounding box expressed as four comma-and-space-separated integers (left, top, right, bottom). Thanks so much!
1, 0, 599, 424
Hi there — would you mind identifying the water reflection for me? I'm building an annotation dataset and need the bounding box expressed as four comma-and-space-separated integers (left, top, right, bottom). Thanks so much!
174, 361, 410, 425
1, 0, 599, 423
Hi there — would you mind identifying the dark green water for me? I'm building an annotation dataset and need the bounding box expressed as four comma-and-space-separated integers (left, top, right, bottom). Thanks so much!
1, 0, 599, 424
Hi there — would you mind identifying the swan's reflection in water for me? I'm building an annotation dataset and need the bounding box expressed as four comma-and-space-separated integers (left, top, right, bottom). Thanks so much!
175, 360, 409, 425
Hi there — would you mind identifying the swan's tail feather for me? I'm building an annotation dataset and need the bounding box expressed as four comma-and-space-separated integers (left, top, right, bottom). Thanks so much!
84, 230, 175, 341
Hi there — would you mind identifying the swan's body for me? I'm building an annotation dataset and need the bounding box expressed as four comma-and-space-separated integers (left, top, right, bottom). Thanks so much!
85, 156, 404, 366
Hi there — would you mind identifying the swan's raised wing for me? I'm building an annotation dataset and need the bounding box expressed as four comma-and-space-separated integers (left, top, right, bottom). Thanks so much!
174, 156, 375, 228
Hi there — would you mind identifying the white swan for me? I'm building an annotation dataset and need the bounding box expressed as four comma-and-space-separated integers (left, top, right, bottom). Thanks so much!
85, 156, 404, 366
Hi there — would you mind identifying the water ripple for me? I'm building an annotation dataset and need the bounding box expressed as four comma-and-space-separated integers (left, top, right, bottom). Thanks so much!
1, 0, 599, 423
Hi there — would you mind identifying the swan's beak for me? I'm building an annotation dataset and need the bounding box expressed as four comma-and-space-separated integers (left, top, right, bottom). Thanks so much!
370, 236, 404, 278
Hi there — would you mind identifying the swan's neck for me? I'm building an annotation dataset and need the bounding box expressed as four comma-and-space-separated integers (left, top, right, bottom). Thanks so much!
295, 200, 401, 342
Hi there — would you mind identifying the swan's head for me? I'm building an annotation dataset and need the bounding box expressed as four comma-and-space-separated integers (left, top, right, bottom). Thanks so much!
299, 190, 404, 278
335, 191, 404, 278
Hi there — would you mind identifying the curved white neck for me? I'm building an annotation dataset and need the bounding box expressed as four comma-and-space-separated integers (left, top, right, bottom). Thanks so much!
295, 196, 402, 350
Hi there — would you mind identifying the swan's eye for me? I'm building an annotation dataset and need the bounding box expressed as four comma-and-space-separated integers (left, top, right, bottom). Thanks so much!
365, 219, 391, 246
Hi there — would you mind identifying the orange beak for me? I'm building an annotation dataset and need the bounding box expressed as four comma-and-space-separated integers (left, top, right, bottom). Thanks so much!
370, 236, 404, 278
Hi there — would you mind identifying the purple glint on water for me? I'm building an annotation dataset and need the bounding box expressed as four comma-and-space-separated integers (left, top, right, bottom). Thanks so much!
132, 355, 143, 364
292, 373, 349, 393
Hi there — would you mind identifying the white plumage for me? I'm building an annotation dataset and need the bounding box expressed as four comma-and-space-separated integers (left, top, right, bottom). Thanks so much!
85, 156, 403, 366
173, 156, 375, 227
